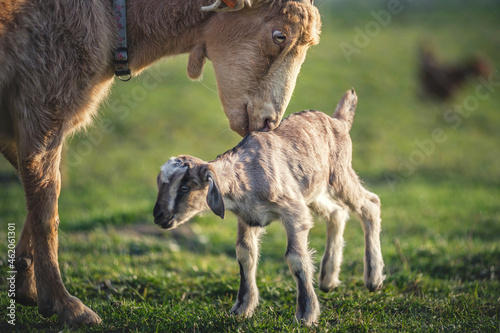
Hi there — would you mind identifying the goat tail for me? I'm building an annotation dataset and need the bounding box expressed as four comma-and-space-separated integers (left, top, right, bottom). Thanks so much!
333, 88, 358, 131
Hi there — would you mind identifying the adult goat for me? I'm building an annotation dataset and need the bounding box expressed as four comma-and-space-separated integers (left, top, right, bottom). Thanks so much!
0, 0, 321, 325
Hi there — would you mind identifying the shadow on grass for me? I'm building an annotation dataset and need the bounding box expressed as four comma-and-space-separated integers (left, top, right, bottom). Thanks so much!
386, 244, 500, 285
414, 249, 500, 282
447, 216, 500, 242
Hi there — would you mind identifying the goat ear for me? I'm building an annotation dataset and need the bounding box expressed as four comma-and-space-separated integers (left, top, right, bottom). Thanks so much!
206, 172, 225, 219
187, 44, 206, 80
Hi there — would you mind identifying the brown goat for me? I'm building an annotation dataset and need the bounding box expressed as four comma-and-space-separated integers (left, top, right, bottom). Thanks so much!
0, 0, 321, 326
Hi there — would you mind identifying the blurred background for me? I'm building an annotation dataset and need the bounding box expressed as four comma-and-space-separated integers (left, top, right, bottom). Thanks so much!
1, 0, 499, 330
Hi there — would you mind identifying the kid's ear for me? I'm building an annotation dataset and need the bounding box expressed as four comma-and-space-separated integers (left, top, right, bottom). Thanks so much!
187, 44, 207, 80
206, 171, 225, 219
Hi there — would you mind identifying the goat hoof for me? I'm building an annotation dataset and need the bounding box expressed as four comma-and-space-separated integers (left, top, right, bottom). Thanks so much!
366, 274, 385, 292
230, 301, 256, 318
296, 299, 320, 327
366, 280, 384, 292
296, 311, 320, 327
319, 278, 341, 293
57, 296, 102, 326
14, 260, 38, 306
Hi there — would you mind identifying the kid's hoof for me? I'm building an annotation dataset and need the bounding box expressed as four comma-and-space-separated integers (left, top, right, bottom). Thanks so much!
366, 274, 385, 292
296, 299, 320, 327
367, 280, 384, 292
230, 301, 257, 318
319, 278, 341, 293
296, 311, 320, 327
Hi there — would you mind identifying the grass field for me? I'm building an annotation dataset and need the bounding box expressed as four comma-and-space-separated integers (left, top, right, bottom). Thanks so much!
1, 0, 500, 331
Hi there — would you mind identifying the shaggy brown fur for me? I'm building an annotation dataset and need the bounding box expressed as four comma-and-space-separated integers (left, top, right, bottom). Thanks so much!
0, 0, 320, 326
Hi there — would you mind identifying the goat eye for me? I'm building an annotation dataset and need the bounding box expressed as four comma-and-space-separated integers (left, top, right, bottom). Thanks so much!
272, 30, 286, 45
180, 185, 190, 193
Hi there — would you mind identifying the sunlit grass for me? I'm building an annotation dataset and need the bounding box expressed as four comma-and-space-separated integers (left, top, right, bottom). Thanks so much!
1, 0, 499, 331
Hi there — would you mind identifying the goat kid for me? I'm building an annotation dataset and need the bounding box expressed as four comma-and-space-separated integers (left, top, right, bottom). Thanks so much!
154, 89, 385, 326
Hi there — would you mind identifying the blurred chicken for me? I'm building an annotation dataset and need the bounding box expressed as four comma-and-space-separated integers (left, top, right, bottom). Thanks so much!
418, 44, 492, 100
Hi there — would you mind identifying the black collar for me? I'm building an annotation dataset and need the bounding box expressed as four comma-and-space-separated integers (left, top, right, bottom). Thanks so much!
113, 0, 131, 81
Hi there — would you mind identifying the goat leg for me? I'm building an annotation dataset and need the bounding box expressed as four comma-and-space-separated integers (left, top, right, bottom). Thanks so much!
14, 221, 38, 306
230, 219, 262, 317
1, 142, 38, 305
338, 171, 385, 292
19, 135, 101, 326
359, 191, 385, 292
318, 206, 349, 292
283, 210, 320, 326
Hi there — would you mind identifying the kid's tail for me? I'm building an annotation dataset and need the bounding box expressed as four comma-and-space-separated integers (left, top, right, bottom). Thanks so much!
333, 88, 358, 131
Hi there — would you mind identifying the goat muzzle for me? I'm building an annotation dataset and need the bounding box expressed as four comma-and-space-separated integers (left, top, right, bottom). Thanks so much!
153, 203, 176, 229
153, 202, 163, 220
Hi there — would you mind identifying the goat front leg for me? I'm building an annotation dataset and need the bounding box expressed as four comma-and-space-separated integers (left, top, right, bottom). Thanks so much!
283, 210, 320, 326
18, 136, 101, 326
230, 219, 263, 317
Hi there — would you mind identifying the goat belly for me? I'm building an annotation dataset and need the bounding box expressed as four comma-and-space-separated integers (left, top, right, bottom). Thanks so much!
242, 219, 261, 227
242, 218, 271, 228
232, 208, 273, 227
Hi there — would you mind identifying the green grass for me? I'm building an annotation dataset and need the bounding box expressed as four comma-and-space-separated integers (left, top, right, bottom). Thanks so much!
1, 0, 500, 331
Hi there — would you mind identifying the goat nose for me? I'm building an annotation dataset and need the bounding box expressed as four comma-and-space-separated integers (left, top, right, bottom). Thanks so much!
153, 202, 164, 220
261, 117, 279, 132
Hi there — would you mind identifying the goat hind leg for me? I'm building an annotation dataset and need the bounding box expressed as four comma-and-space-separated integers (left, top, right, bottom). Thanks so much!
359, 191, 385, 292
230, 219, 262, 317
14, 220, 38, 306
2, 142, 38, 305
317, 204, 349, 292
19, 140, 101, 325
340, 175, 385, 292
331, 171, 385, 292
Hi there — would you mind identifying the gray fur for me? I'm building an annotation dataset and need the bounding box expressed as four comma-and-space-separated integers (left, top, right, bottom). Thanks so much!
155, 89, 385, 326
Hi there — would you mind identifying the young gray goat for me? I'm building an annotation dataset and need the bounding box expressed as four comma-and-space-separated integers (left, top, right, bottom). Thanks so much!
154, 89, 385, 325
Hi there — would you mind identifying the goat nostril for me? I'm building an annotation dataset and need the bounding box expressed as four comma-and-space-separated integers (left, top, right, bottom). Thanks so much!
261, 118, 272, 132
